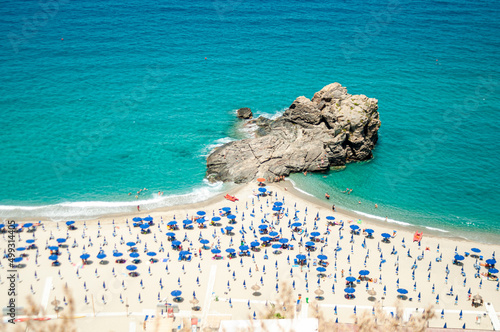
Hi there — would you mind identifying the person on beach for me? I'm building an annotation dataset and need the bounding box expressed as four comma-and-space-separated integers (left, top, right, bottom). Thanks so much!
137, 205, 140, 211
332, 204, 336, 212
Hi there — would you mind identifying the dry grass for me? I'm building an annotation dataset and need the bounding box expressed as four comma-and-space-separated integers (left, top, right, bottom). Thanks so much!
246, 281, 435, 332
2, 282, 434, 332
0, 286, 77, 332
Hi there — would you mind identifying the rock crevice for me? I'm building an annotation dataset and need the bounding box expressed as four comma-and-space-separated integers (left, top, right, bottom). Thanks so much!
206, 83, 381, 183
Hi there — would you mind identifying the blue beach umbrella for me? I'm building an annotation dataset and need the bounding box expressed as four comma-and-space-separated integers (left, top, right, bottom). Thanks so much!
381, 233, 391, 239
272, 244, 282, 249
97, 253, 106, 260
225, 226, 234, 231
143, 216, 153, 222
183, 219, 192, 225
197, 211, 206, 216
359, 270, 370, 276
397, 288, 408, 295
227, 214, 236, 220
166, 232, 176, 237
167, 221, 177, 226
239, 245, 249, 251
126, 265, 137, 271
147, 252, 157, 257
317, 267, 326, 272
310, 231, 321, 237
211, 249, 221, 254
350, 225, 359, 231
279, 238, 289, 244
56, 238, 66, 243
126, 242, 136, 247
226, 248, 236, 253
171, 290, 182, 297
172, 240, 181, 246
132, 217, 142, 222
318, 254, 328, 260
140, 224, 149, 229
471, 248, 481, 253
222, 207, 231, 212
250, 241, 260, 247
258, 188, 267, 193
26, 239, 35, 244
66, 221, 75, 226
200, 239, 209, 244
80, 254, 90, 260
305, 241, 315, 247
48, 255, 59, 261
486, 259, 496, 265
129, 252, 140, 258
113, 252, 123, 257
291, 222, 302, 227
346, 276, 356, 283
365, 229, 374, 234
344, 287, 355, 294
454, 254, 465, 261
212, 216, 221, 222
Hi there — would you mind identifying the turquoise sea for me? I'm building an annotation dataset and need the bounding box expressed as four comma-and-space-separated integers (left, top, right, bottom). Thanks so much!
0, 0, 499, 241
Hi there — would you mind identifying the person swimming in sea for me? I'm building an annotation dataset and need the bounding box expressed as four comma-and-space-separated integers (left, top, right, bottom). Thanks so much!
325, 193, 330, 199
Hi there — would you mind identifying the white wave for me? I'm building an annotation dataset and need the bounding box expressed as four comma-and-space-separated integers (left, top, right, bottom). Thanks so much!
0, 180, 228, 222
288, 179, 314, 197
254, 109, 285, 120
201, 137, 236, 157
424, 226, 450, 233
352, 210, 411, 226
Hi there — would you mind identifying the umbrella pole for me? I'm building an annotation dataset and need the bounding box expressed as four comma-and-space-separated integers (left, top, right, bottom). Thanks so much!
126, 298, 129, 317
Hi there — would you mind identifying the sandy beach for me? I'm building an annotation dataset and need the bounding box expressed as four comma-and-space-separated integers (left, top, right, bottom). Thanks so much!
1, 180, 499, 331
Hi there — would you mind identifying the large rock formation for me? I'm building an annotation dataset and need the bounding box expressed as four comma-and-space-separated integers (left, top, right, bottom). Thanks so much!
206, 83, 381, 183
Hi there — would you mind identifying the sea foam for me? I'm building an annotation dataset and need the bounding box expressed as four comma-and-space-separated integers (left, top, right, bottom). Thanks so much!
0, 180, 227, 222
352, 210, 411, 227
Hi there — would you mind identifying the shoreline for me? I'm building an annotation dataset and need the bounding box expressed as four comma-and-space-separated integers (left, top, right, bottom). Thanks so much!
5, 178, 500, 245
275, 181, 499, 246
4, 178, 500, 245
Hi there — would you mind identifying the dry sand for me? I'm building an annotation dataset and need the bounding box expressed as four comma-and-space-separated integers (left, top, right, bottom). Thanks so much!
1, 180, 499, 331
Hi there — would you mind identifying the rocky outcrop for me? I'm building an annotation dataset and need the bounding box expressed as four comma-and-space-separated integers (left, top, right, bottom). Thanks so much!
236, 107, 253, 119
206, 83, 381, 183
